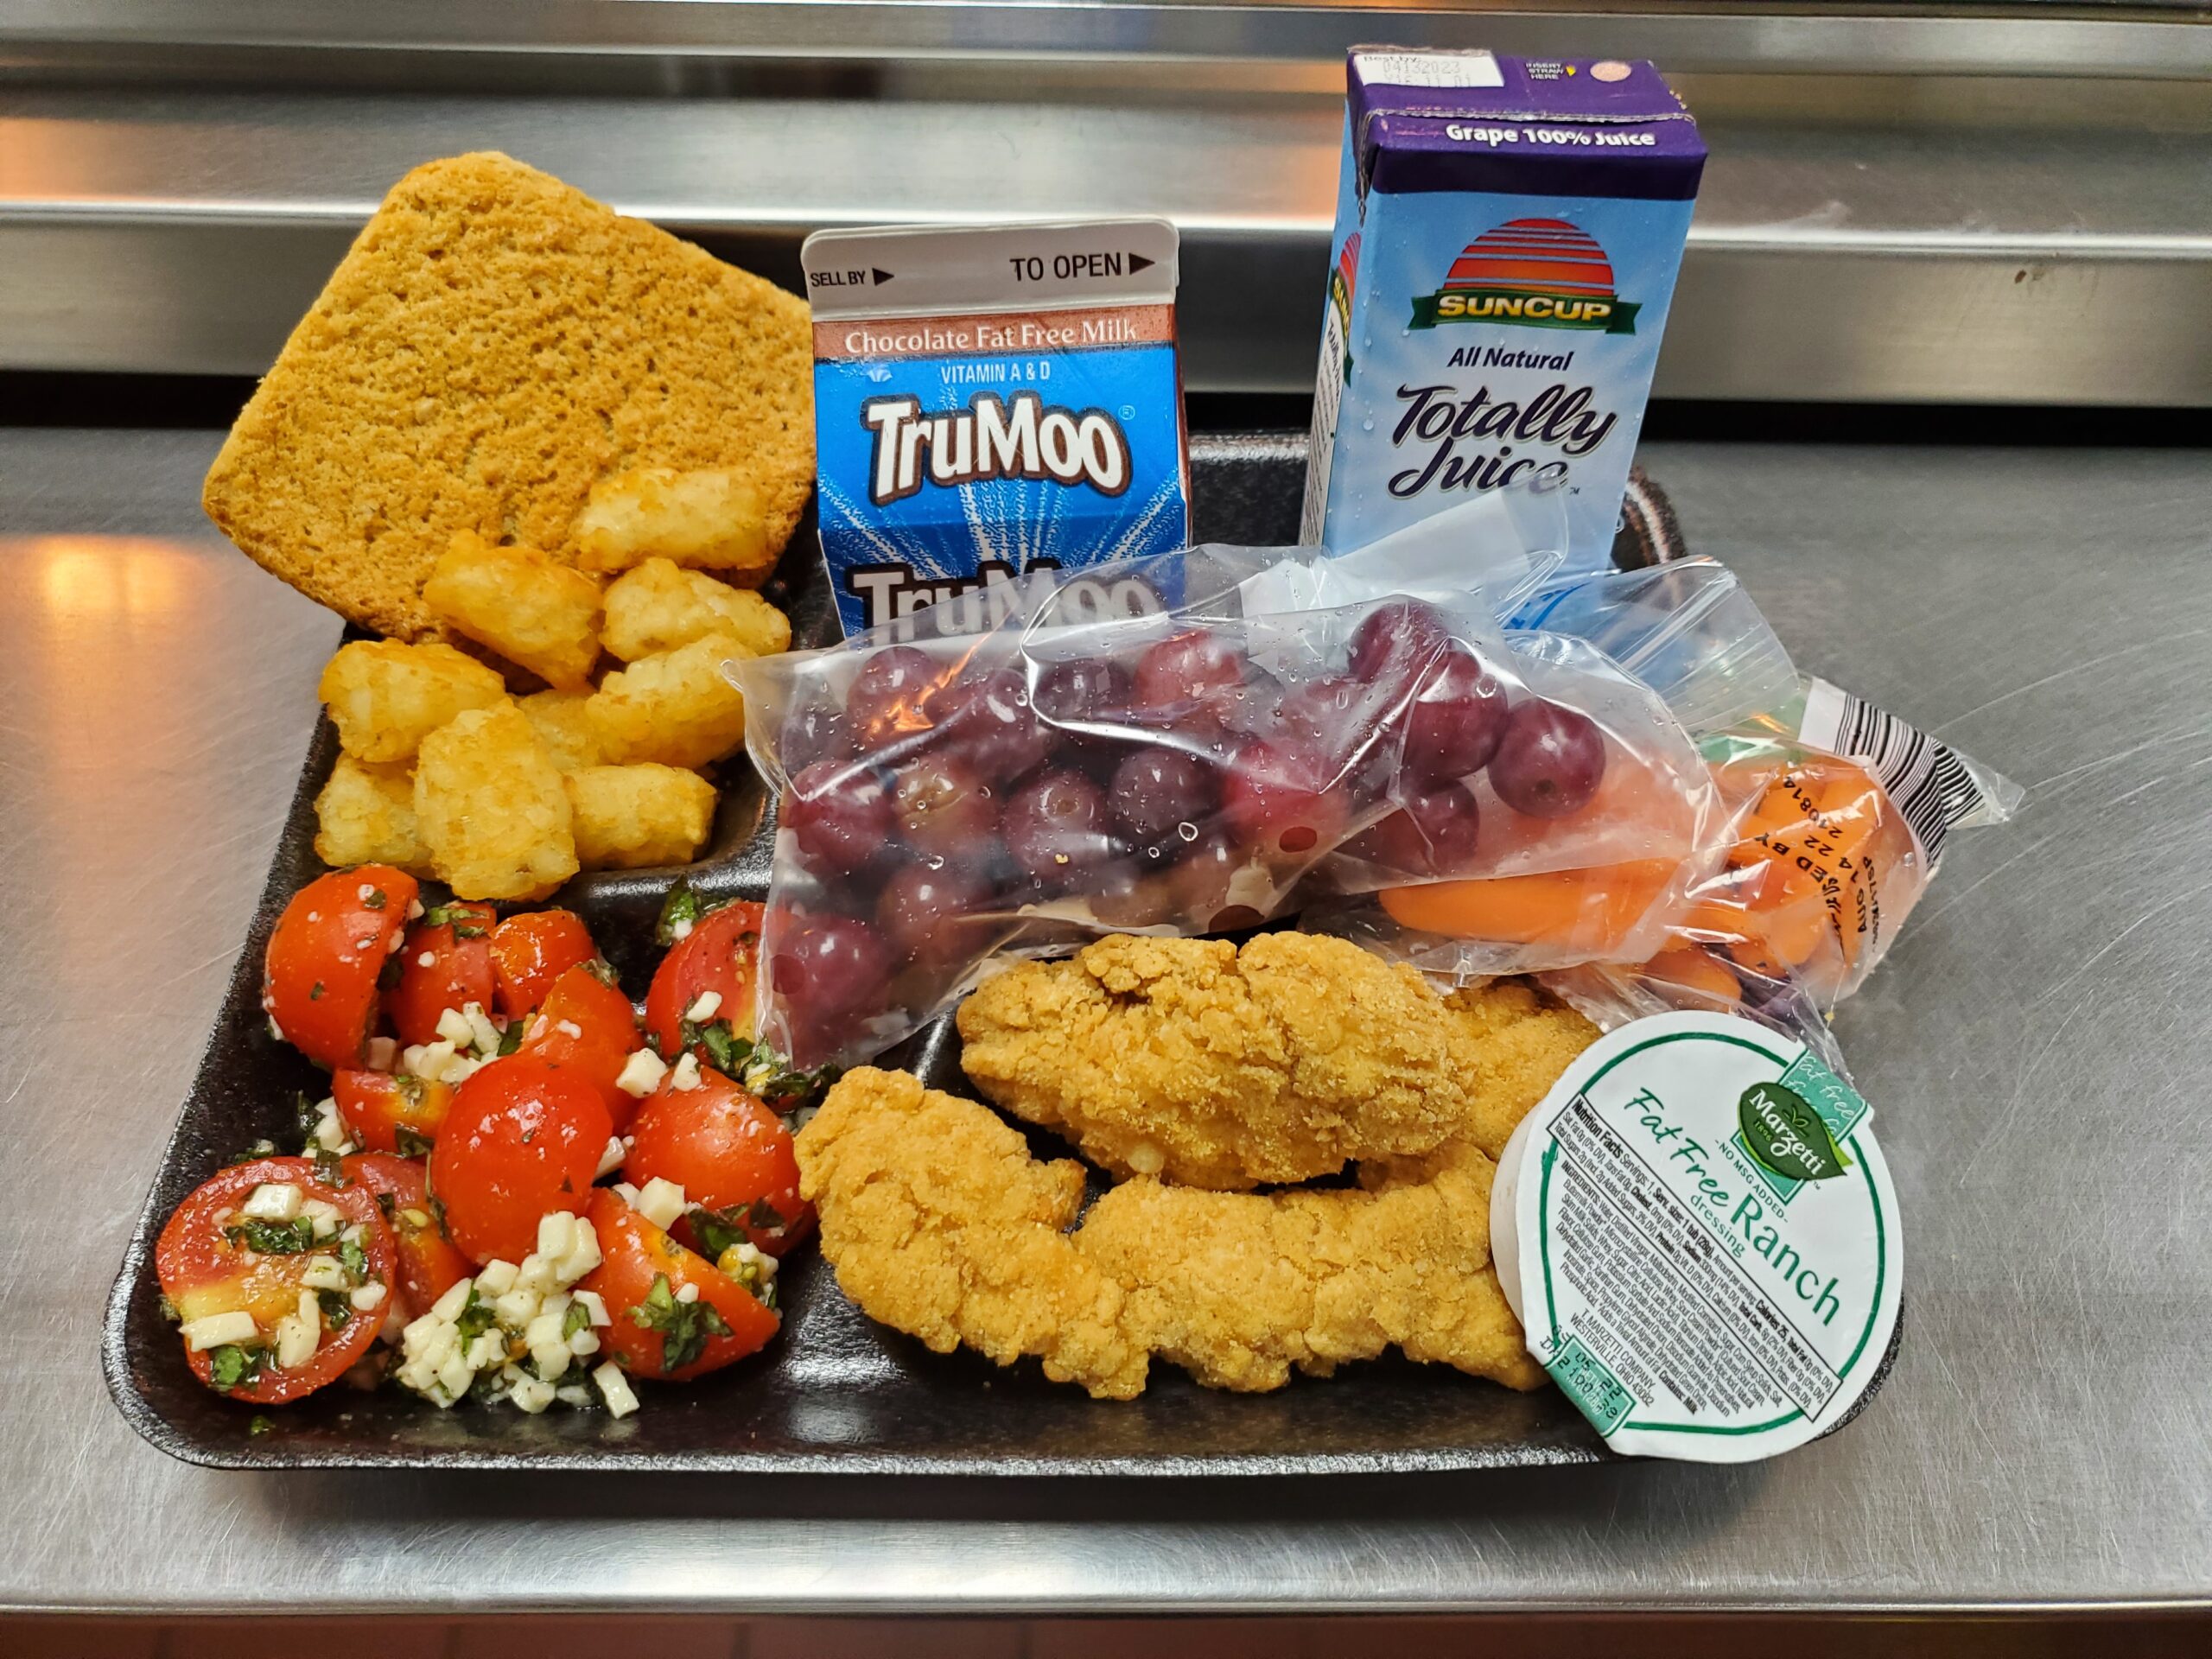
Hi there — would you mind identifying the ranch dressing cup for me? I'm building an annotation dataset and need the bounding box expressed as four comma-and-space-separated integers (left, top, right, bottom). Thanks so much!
1491, 1011, 1902, 1461
1301, 49, 1705, 575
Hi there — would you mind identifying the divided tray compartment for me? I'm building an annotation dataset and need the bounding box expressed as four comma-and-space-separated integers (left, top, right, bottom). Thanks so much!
104, 436, 1889, 1472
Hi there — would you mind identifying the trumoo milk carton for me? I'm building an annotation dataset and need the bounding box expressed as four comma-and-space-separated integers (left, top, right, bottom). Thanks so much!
1301, 49, 1705, 574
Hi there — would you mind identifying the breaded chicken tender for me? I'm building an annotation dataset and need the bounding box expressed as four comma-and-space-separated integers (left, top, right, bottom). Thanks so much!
957, 932, 1477, 1190
796, 1067, 1148, 1401
1076, 1141, 1548, 1393
1443, 979, 1605, 1160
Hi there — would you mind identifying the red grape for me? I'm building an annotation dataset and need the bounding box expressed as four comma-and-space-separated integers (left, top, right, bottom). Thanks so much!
876, 864, 995, 969
1133, 631, 1247, 733
926, 665, 1051, 784
845, 645, 941, 753
1348, 600, 1452, 683
1220, 738, 1347, 864
1109, 747, 1219, 847
1001, 767, 1121, 886
1489, 700, 1607, 818
1167, 830, 1269, 931
1402, 648, 1510, 781
1358, 781, 1483, 877
891, 753, 1000, 859
784, 759, 894, 876
779, 697, 852, 774
767, 912, 892, 1023
1033, 658, 1136, 755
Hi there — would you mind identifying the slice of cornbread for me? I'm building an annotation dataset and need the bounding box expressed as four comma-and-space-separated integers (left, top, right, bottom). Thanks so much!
204, 151, 812, 642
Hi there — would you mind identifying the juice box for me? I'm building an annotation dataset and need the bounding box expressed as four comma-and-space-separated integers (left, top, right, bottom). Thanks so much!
801, 220, 1190, 635
1300, 48, 1705, 574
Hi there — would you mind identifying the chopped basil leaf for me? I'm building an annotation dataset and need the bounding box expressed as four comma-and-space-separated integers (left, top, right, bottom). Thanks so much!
497, 1020, 524, 1057
158, 1293, 181, 1323
686, 1206, 747, 1262
294, 1091, 322, 1142
654, 880, 704, 946
225, 1217, 317, 1255
226, 1138, 280, 1166
394, 1124, 435, 1160
339, 1238, 369, 1282
207, 1344, 268, 1390
584, 957, 620, 989
759, 1057, 842, 1103
451, 1286, 497, 1344
626, 1272, 732, 1374
317, 1287, 354, 1330
248, 1414, 275, 1437
308, 981, 325, 1001
362, 887, 387, 910
312, 1142, 346, 1187
426, 1193, 450, 1239
373, 1191, 396, 1220
423, 902, 491, 939
562, 1301, 592, 1342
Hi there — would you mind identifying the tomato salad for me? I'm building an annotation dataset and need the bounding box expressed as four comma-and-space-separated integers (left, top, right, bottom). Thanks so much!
160, 869, 825, 1421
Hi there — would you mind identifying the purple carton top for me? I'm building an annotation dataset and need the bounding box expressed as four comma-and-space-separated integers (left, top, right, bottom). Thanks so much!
1349, 48, 1705, 202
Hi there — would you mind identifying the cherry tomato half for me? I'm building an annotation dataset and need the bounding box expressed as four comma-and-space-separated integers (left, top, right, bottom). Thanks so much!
429, 1056, 612, 1266
387, 899, 497, 1048
333, 1068, 454, 1156
340, 1154, 472, 1322
515, 963, 642, 1130
644, 900, 764, 1064
264, 867, 419, 1070
576, 1189, 779, 1382
626, 1067, 812, 1259
490, 910, 600, 1020
156, 1156, 397, 1404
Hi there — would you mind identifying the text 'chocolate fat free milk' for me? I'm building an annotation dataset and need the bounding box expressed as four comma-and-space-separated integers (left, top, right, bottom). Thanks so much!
1301, 49, 1705, 574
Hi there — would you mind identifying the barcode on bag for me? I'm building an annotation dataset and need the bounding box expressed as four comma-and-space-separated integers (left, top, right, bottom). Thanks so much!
1798, 679, 1987, 867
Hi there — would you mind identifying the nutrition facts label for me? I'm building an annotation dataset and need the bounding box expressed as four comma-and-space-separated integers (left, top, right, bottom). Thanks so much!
1549, 1096, 1840, 1421
1494, 1012, 1901, 1463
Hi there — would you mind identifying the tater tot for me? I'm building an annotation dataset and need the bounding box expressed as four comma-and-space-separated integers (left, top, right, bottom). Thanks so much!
572, 467, 775, 584
564, 764, 719, 870
519, 687, 603, 771
317, 639, 506, 764
423, 530, 603, 690
583, 634, 750, 770
313, 754, 430, 874
600, 557, 792, 662
413, 701, 578, 901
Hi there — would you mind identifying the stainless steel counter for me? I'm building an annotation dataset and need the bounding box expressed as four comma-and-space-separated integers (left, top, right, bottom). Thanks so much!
3, 427, 2209, 1615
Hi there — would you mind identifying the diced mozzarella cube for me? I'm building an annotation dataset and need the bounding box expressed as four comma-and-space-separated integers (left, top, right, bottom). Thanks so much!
302, 1198, 344, 1239
567, 1329, 601, 1357
312, 1105, 353, 1153
509, 1375, 556, 1414
635, 1178, 687, 1231
416, 951, 436, 969
515, 1255, 557, 1295
181, 1310, 258, 1351
300, 1255, 349, 1291
464, 1331, 508, 1370
536, 1211, 577, 1264
435, 1351, 474, 1402
239, 1183, 303, 1223
615, 1048, 668, 1099
669, 1053, 702, 1092
429, 1278, 475, 1322
492, 1288, 540, 1329
406, 897, 425, 920
556, 1220, 603, 1285
684, 990, 722, 1023
612, 1181, 641, 1210
365, 1036, 397, 1072
464, 1003, 503, 1056
573, 1289, 611, 1328
474, 1259, 520, 1297
555, 1384, 592, 1408
595, 1135, 626, 1178
674, 1281, 700, 1304
274, 1295, 320, 1370
435, 1007, 474, 1046
594, 1361, 640, 1419
525, 1313, 571, 1378
350, 1282, 388, 1313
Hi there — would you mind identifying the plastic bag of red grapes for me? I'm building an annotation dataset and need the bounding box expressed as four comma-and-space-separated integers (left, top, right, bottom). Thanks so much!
730, 551, 1730, 1070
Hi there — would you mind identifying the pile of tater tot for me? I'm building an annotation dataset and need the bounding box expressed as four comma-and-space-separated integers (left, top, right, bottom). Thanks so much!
312, 467, 791, 900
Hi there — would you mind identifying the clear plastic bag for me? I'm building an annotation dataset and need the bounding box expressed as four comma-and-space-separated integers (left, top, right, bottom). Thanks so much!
730, 537, 1725, 1069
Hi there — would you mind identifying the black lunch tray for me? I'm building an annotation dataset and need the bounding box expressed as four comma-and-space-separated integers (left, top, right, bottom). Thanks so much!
104, 435, 1891, 1472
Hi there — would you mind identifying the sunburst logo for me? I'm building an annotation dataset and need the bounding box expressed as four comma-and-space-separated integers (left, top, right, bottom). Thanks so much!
1408, 218, 1640, 334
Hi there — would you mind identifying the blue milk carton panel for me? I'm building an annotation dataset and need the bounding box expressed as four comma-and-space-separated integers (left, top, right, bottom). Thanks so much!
1301, 48, 1706, 575
802, 220, 1190, 635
